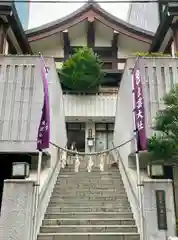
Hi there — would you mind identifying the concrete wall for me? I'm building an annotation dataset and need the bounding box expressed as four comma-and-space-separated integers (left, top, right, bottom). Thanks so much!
113, 57, 178, 238
143, 179, 176, 240
114, 57, 178, 161
113, 150, 176, 239
0, 56, 67, 154
63, 93, 117, 119
0, 180, 35, 240
0, 149, 66, 240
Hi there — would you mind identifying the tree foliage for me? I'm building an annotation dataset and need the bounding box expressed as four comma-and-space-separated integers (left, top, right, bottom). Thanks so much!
58, 47, 104, 91
148, 84, 178, 161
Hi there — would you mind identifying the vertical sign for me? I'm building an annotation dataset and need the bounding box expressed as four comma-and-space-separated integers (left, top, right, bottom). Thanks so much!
155, 190, 168, 230
132, 58, 147, 150
37, 56, 50, 150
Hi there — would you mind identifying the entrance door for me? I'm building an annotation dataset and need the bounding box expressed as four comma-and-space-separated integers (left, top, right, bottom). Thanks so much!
95, 132, 107, 152
107, 132, 113, 150
67, 123, 85, 152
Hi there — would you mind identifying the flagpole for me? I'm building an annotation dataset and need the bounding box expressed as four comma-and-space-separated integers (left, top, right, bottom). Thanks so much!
131, 69, 144, 240
33, 53, 50, 240
33, 149, 42, 240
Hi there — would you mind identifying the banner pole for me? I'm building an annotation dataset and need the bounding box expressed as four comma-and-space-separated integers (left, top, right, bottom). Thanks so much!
131, 70, 144, 240
32, 150, 42, 240
33, 53, 50, 240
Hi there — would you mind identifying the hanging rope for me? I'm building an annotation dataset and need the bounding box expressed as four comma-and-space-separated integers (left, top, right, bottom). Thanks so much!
50, 138, 133, 156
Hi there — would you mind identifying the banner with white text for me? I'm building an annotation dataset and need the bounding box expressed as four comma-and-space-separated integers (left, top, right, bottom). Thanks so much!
132, 58, 147, 151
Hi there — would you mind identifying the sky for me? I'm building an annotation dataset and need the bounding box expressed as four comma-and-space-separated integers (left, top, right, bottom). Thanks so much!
29, 0, 129, 29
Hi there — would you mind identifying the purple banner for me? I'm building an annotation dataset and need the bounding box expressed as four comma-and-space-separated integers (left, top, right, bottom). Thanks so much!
132, 59, 147, 150
37, 56, 50, 150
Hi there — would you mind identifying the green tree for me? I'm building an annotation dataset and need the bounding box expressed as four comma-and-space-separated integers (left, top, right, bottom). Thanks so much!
58, 47, 104, 91
148, 84, 178, 161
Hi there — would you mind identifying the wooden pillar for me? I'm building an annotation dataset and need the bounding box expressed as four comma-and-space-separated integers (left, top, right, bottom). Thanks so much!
87, 16, 95, 49
111, 31, 118, 69
63, 29, 70, 61
171, 21, 178, 52
0, 23, 7, 54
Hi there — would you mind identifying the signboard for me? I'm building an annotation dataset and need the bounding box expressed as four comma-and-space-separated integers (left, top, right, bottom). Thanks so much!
155, 190, 168, 230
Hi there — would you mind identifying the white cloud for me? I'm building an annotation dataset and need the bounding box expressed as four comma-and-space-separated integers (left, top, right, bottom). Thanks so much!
29, 0, 129, 29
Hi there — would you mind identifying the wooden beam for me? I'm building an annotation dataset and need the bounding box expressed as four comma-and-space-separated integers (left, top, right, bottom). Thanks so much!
164, 37, 173, 54
111, 31, 119, 69
63, 29, 70, 60
0, 22, 8, 54
54, 57, 126, 63
171, 21, 178, 52
87, 17, 95, 48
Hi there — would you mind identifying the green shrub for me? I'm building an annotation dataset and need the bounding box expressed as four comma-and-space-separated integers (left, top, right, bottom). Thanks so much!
58, 47, 104, 92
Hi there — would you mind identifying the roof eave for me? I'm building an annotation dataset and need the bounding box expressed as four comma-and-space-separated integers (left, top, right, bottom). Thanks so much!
10, 3, 32, 54
0, 3, 32, 54
149, 4, 178, 52
26, 2, 153, 42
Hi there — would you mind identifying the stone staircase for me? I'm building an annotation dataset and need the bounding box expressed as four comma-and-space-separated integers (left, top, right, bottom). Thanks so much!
37, 163, 140, 240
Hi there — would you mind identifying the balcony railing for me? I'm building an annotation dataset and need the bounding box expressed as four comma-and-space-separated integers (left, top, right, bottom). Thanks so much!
63, 93, 117, 119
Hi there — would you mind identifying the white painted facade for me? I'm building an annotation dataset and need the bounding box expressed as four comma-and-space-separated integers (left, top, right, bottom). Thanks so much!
63, 94, 117, 119
113, 57, 178, 239
29, 19, 151, 154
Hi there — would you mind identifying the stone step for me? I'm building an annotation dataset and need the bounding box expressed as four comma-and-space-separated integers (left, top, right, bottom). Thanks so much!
54, 186, 125, 192
59, 170, 121, 174
55, 188, 124, 193
45, 212, 133, 219
56, 182, 123, 187
37, 232, 140, 240
60, 168, 119, 172
50, 197, 128, 205
47, 202, 131, 208
40, 225, 137, 233
54, 183, 124, 189
54, 187, 125, 192
58, 173, 121, 177
50, 195, 128, 201
58, 174, 122, 178
57, 173, 122, 180
59, 173, 121, 177
42, 218, 135, 226
52, 192, 127, 197
46, 206, 131, 213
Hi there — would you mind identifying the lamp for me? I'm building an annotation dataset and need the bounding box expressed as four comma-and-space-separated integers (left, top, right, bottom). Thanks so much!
87, 128, 94, 147
147, 164, 164, 178
12, 162, 30, 179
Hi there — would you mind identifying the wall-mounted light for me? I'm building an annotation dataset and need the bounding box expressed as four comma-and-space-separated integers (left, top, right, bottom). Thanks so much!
147, 164, 164, 178
88, 129, 92, 138
12, 162, 30, 179
87, 129, 94, 147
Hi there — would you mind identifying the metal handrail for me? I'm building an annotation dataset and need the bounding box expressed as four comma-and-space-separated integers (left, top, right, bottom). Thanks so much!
112, 141, 140, 208
32, 148, 63, 240
112, 141, 147, 239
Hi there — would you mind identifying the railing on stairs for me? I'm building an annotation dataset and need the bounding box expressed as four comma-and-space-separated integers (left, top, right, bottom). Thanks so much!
111, 142, 147, 240
32, 149, 66, 240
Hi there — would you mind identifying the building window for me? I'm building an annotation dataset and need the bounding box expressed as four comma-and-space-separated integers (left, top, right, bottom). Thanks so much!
102, 62, 113, 69
95, 123, 114, 132
67, 123, 85, 131
95, 123, 107, 131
